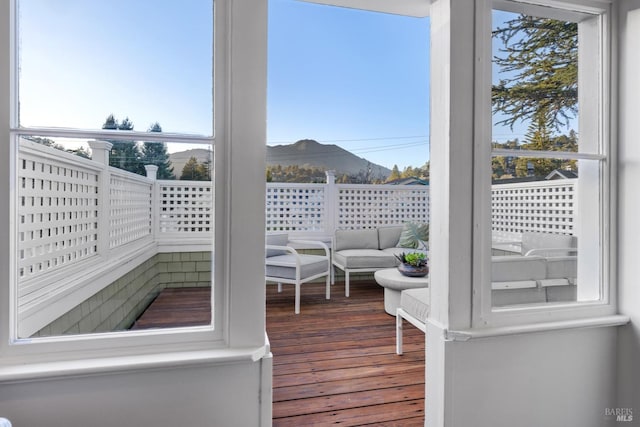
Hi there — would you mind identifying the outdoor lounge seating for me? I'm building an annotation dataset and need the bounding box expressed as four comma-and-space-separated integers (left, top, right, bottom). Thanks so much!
332, 223, 428, 297
396, 287, 429, 355
265, 233, 331, 314
491, 232, 578, 305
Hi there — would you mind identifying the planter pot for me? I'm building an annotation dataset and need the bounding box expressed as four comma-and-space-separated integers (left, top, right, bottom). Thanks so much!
397, 263, 429, 277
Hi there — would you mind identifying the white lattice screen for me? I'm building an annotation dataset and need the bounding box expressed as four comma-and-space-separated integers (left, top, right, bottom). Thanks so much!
336, 185, 430, 229
18, 148, 100, 282
491, 180, 576, 235
266, 184, 326, 232
109, 172, 153, 248
158, 182, 213, 233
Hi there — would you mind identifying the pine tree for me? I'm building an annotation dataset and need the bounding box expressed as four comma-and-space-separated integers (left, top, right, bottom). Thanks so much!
102, 114, 144, 175
180, 157, 209, 181
492, 15, 578, 131
141, 122, 175, 179
386, 165, 401, 182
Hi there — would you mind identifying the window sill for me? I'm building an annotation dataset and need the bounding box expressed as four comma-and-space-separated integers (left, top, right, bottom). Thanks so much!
0, 344, 270, 384
442, 314, 629, 341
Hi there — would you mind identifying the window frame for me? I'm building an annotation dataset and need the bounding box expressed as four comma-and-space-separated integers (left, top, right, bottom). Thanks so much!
471, 0, 616, 329
0, 0, 268, 370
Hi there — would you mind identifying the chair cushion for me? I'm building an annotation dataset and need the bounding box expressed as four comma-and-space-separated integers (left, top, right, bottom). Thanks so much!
266, 233, 289, 257
400, 288, 430, 322
335, 229, 379, 251
377, 225, 403, 249
266, 254, 329, 280
334, 249, 397, 269
397, 222, 429, 249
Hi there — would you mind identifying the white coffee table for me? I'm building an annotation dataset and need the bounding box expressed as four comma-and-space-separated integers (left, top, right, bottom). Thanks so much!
374, 268, 429, 315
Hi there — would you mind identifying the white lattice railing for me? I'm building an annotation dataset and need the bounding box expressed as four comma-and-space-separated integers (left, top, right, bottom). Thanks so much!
336, 184, 430, 229
265, 183, 326, 233
265, 175, 431, 237
491, 179, 576, 235
109, 170, 154, 249
18, 142, 101, 283
158, 181, 213, 233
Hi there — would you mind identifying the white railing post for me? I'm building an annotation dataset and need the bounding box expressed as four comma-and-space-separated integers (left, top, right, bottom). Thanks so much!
144, 165, 159, 180
88, 140, 113, 257
324, 170, 337, 236
145, 165, 159, 240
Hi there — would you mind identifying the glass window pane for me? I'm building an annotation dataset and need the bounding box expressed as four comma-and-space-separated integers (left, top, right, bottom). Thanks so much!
492, 9, 579, 154
490, 5, 604, 309
18, 0, 213, 135
16, 135, 213, 338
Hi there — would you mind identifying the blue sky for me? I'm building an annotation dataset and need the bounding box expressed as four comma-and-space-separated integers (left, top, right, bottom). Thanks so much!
267, 0, 430, 170
19, 1, 561, 171
19, 0, 213, 135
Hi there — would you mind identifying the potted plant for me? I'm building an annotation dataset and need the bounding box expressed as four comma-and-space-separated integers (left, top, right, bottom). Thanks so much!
395, 252, 429, 277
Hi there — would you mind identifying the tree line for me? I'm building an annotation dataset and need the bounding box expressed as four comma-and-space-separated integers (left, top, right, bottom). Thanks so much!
266, 162, 430, 184
28, 115, 211, 181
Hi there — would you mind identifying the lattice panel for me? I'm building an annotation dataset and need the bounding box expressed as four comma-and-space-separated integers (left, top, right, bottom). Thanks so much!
18, 152, 100, 281
159, 182, 213, 233
336, 185, 430, 229
109, 172, 153, 248
491, 180, 576, 235
266, 184, 326, 232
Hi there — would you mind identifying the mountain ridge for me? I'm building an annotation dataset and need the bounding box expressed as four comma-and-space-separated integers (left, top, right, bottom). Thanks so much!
168, 139, 391, 179
267, 139, 390, 178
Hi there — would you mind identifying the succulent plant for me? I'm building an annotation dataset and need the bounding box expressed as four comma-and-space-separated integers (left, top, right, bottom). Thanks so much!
395, 252, 427, 267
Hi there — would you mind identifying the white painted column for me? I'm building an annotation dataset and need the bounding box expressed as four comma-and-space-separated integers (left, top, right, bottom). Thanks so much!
427, 0, 477, 425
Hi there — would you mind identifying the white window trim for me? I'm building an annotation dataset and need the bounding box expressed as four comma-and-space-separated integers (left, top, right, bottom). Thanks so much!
471, 0, 619, 329
0, 0, 269, 377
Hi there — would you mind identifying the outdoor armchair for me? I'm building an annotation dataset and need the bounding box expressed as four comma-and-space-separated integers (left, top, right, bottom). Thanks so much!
265, 233, 331, 314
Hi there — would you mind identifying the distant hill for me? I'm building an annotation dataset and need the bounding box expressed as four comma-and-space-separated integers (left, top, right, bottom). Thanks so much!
168, 140, 391, 180
267, 139, 390, 179
168, 149, 212, 177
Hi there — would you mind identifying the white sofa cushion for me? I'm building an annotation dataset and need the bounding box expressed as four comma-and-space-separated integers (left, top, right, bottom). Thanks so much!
491, 255, 546, 282
335, 229, 379, 251
377, 225, 403, 249
545, 256, 577, 279
382, 247, 428, 259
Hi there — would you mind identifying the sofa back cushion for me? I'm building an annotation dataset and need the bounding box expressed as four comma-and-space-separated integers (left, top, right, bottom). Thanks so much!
335, 229, 379, 251
377, 225, 403, 249
521, 232, 576, 256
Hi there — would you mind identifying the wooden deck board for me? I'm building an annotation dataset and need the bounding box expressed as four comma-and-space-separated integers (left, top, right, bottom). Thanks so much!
133, 280, 426, 425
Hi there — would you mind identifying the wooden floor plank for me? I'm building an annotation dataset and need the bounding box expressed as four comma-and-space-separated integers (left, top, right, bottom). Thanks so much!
133, 280, 426, 425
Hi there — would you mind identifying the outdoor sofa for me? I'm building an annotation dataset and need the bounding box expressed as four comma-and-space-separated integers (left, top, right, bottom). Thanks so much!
331, 223, 428, 297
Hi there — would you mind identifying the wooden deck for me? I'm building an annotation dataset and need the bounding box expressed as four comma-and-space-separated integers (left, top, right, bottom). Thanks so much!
134, 281, 426, 426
